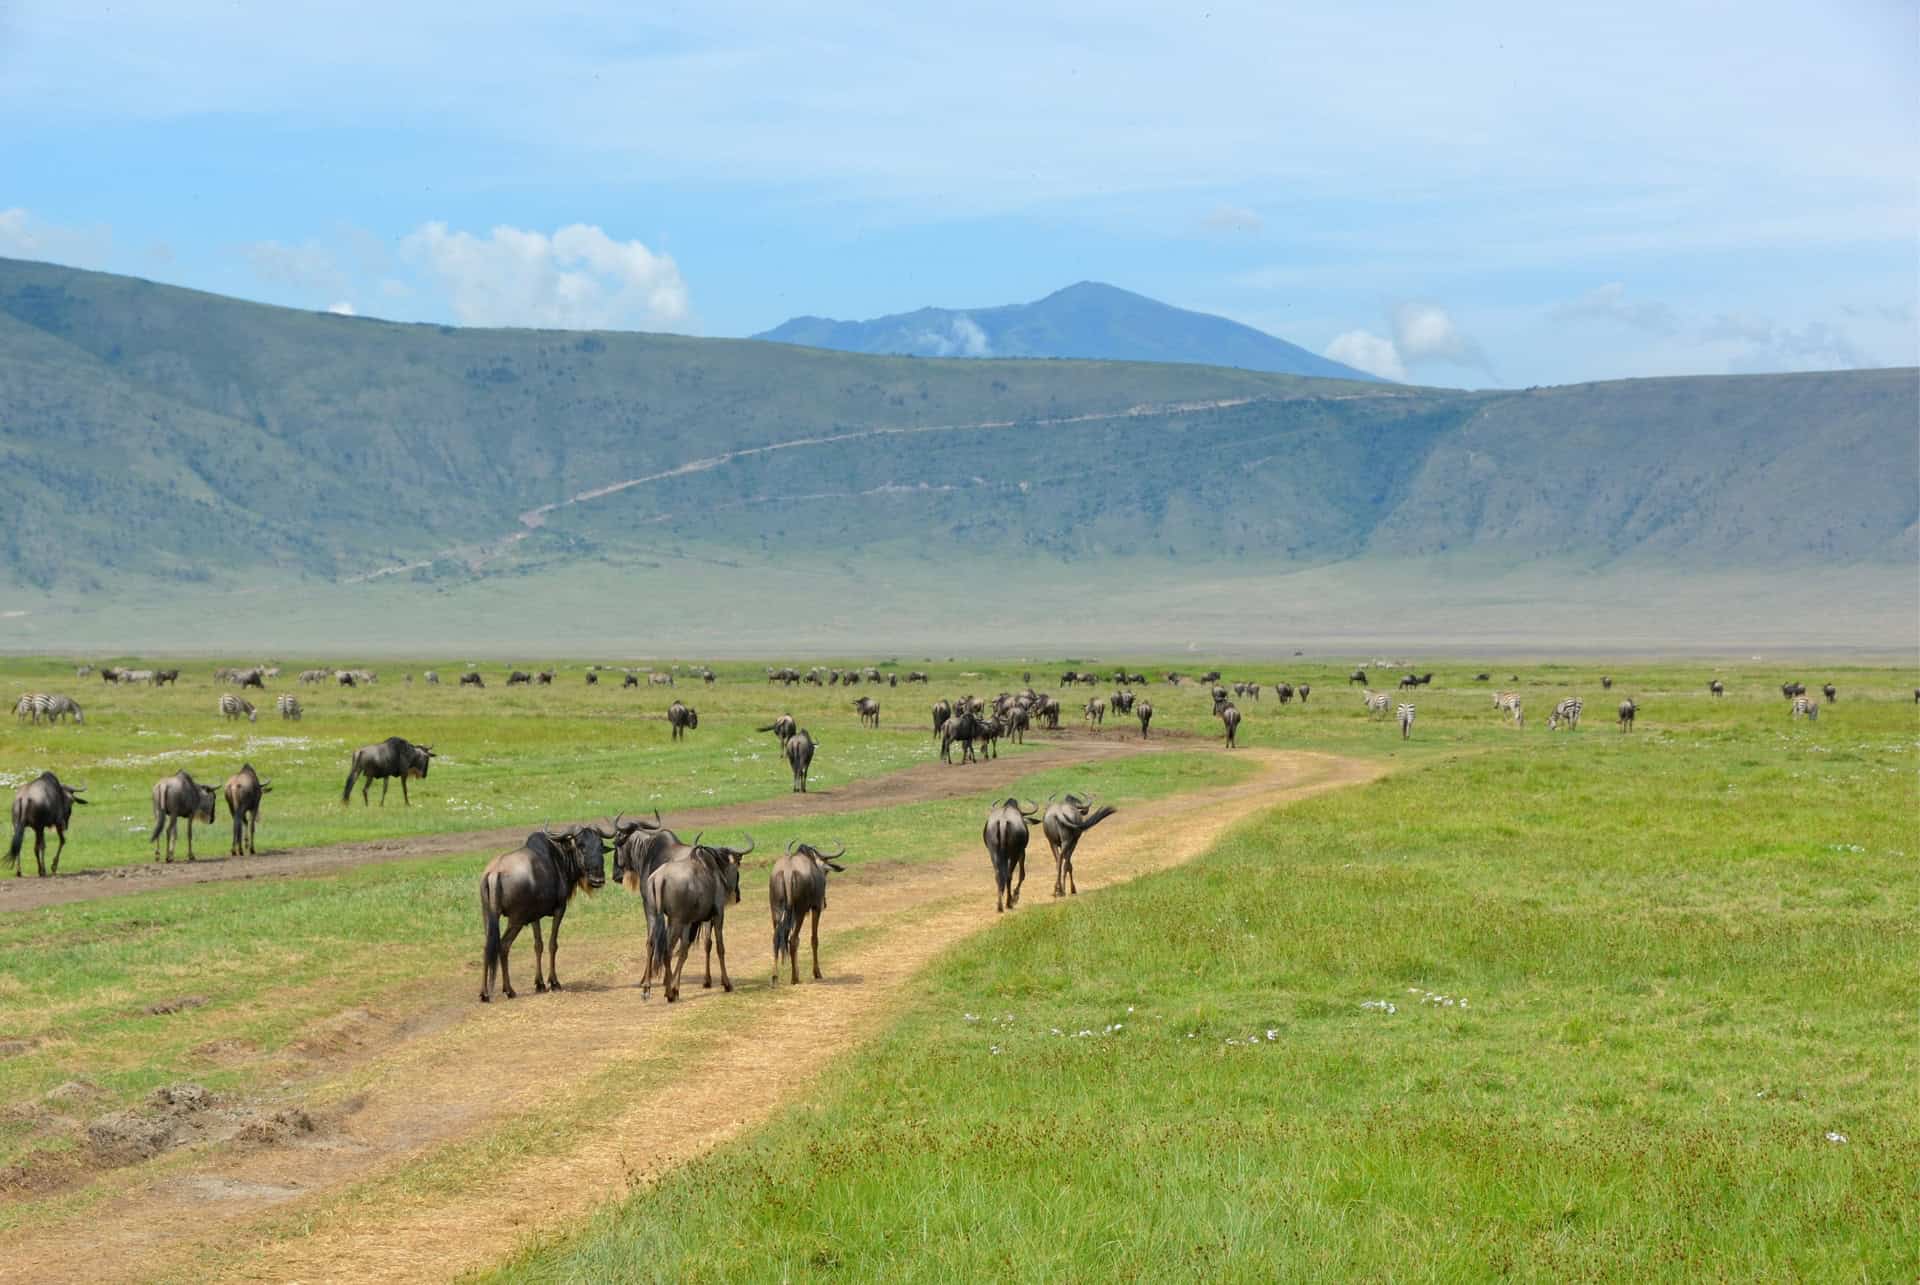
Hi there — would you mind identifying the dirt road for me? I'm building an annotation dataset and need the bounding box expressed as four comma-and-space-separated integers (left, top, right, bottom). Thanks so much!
0, 748, 1383, 1284
0, 729, 1176, 914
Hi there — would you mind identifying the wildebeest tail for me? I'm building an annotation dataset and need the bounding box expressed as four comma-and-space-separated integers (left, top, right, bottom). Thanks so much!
647, 903, 671, 980
481, 871, 503, 979
341, 754, 361, 804
5, 816, 22, 870
771, 873, 795, 963
149, 801, 166, 845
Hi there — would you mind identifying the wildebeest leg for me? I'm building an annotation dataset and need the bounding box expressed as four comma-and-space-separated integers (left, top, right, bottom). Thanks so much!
186, 815, 196, 861
546, 909, 565, 990
362, 778, 372, 806
1011, 852, 1026, 907
809, 907, 822, 980
164, 816, 178, 863
51, 825, 65, 876
401, 777, 411, 806
34, 828, 47, 877
529, 919, 547, 992
703, 923, 715, 988
667, 927, 693, 1002
379, 778, 390, 806
497, 919, 525, 998
713, 920, 732, 993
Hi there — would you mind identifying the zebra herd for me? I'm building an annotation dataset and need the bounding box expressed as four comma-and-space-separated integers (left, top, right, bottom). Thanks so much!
13, 693, 83, 724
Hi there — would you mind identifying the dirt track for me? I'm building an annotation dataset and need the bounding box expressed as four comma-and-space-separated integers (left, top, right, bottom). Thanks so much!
0, 748, 1384, 1284
0, 728, 1177, 914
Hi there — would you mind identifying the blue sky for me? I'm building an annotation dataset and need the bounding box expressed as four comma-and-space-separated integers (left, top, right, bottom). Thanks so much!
1, 1, 1913, 387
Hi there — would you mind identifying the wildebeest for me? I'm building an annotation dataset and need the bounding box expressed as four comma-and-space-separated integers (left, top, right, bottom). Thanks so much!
341, 736, 435, 806
154, 669, 180, 686
758, 714, 798, 742
784, 729, 816, 792
536, 670, 555, 685
1273, 682, 1294, 704
1781, 681, 1806, 699
931, 699, 952, 733
1043, 794, 1116, 896
425, 670, 441, 685
1473, 672, 1491, 682
150, 770, 218, 862
478, 821, 616, 1001
1083, 696, 1106, 726
507, 670, 532, 686
906, 671, 929, 683
852, 696, 880, 728
982, 798, 1040, 912
99, 666, 122, 683
1348, 669, 1368, 685
223, 763, 271, 856
584, 671, 598, 685
1709, 679, 1725, 697
667, 701, 698, 740
1297, 683, 1311, 704
1216, 699, 1241, 747
8, 772, 86, 877
460, 671, 485, 688
1601, 675, 1613, 690
769, 840, 846, 984
276, 695, 302, 720
641, 835, 748, 1002
940, 709, 994, 764
1618, 699, 1637, 731
623, 671, 640, 688
219, 694, 257, 722
1822, 683, 1837, 704
1136, 699, 1153, 737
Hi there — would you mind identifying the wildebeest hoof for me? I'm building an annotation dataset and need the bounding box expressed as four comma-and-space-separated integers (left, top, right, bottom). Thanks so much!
503, 986, 516, 998
534, 980, 547, 993
549, 980, 564, 991
723, 982, 734, 992
479, 992, 490, 1003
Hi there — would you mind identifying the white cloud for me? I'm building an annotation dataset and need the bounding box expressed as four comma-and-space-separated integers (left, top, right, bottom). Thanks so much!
1324, 329, 1406, 381
244, 239, 347, 293
1202, 203, 1262, 235
1549, 282, 1676, 333
325, 300, 356, 316
908, 315, 992, 357
1392, 302, 1487, 370
0, 207, 114, 268
1701, 315, 1871, 373
400, 221, 689, 330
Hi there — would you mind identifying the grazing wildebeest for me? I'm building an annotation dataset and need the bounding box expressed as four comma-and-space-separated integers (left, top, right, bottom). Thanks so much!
940, 709, 995, 764
759, 714, 798, 742
478, 821, 616, 1001
1043, 794, 1116, 896
1037, 695, 1062, 729
982, 798, 1040, 912
769, 840, 846, 984
784, 729, 816, 793
931, 699, 952, 733
460, 671, 485, 689
235, 667, 266, 689
1780, 681, 1806, 699
537, 670, 555, 685
154, 669, 180, 686
1618, 699, 1637, 731
99, 666, 121, 683
906, 671, 929, 683
223, 764, 271, 856
150, 770, 218, 862
852, 696, 880, 728
507, 670, 532, 686
1601, 675, 1613, 690
1709, 679, 1725, 698
1822, 683, 1837, 704
1137, 699, 1153, 737
219, 694, 256, 722
1399, 674, 1421, 689
1473, 672, 1491, 682
341, 736, 435, 806
667, 701, 699, 740
642, 836, 748, 1001
8, 772, 86, 877
1348, 669, 1368, 685
585, 671, 598, 685
1216, 699, 1241, 747
623, 672, 640, 688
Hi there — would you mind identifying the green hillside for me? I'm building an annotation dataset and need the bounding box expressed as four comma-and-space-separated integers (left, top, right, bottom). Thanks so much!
0, 257, 1913, 649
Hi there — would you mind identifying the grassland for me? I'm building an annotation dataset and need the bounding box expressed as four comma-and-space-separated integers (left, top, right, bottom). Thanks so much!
1, 656, 1915, 1277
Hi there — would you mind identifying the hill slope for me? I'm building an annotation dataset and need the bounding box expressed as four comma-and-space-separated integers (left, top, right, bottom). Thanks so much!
755, 281, 1381, 381
0, 257, 1912, 649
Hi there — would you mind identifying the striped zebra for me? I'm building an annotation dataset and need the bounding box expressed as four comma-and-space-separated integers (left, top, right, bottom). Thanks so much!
1362, 689, 1390, 719
1493, 689, 1520, 710
1548, 697, 1583, 731
41, 695, 82, 724
276, 695, 303, 721
1396, 701, 1415, 739
1790, 696, 1819, 721
219, 694, 257, 723
14, 692, 48, 722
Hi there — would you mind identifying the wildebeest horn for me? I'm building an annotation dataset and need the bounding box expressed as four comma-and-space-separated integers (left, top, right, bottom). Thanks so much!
736, 833, 755, 856
823, 841, 847, 860
786, 838, 798, 855
691, 831, 704, 848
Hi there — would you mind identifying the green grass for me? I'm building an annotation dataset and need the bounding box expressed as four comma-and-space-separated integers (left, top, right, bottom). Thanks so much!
490, 673, 1919, 1281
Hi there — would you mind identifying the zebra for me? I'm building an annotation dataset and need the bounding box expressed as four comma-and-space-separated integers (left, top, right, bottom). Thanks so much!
1548, 697, 1583, 731
1397, 701, 1415, 739
276, 695, 303, 721
14, 693, 48, 723
1493, 689, 1520, 710
42, 695, 82, 724
219, 694, 257, 723
1790, 696, 1818, 721
75, 664, 93, 678
1361, 689, 1390, 719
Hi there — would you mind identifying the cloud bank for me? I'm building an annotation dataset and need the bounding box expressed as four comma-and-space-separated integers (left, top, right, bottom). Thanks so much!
399, 222, 689, 330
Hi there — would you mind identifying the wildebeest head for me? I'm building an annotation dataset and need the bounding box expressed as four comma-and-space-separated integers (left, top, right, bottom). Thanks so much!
787, 838, 847, 872
691, 831, 752, 903
408, 744, 435, 779
191, 784, 218, 823
544, 820, 617, 892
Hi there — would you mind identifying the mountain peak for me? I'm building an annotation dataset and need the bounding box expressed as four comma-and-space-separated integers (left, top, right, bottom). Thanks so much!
754, 283, 1383, 381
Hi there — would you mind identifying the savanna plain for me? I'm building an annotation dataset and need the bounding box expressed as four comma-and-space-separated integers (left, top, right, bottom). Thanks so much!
0, 654, 1913, 1282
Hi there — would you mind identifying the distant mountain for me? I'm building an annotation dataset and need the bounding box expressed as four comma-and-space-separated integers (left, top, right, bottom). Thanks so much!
754, 281, 1382, 381
0, 257, 1913, 650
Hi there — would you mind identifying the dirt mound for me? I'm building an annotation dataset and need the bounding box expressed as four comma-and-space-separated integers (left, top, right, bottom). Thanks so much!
85, 1084, 321, 1167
